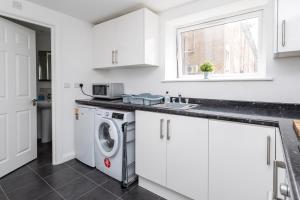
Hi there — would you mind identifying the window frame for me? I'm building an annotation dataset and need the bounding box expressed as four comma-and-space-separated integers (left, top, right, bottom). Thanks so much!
176, 10, 264, 80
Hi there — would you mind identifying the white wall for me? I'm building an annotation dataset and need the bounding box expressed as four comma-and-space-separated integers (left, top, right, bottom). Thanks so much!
95, 0, 300, 104
0, 0, 102, 164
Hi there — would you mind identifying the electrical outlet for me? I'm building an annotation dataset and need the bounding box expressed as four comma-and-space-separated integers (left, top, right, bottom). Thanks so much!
12, 1, 22, 10
74, 83, 81, 88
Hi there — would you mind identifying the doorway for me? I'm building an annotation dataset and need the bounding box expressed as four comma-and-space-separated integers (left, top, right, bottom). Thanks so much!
0, 16, 53, 177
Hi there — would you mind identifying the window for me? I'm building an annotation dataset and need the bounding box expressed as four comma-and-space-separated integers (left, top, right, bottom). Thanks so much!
176, 11, 263, 79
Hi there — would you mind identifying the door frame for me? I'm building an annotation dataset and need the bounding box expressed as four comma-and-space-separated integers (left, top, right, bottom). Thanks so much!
0, 12, 58, 164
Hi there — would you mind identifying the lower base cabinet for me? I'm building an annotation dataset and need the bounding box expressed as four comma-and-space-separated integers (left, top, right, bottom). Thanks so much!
136, 111, 209, 200
209, 120, 276, 200
136, 111, 286, 200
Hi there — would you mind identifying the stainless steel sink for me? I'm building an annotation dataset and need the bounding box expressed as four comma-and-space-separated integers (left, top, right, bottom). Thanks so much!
153, 103, 198, 110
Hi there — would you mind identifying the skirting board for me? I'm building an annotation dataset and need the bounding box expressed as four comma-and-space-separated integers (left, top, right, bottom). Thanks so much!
139, 177, 193, 200
61, 152, 75, 164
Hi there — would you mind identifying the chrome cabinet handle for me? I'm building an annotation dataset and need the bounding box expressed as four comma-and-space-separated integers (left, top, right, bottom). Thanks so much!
167, 120, 170, 140
115, 50, 118, 64
273, 160, 286, 200
280, 183, 291, 198
282, 20, 286, 47
112, 50, 115, 64
160, 119, 164, 139
267, 136, 271, 166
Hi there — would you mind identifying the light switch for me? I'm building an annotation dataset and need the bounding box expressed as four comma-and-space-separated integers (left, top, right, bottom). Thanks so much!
64, 82, 71, 88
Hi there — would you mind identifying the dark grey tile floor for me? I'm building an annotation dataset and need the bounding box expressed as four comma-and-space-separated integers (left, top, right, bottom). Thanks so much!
0, 142, 165, 200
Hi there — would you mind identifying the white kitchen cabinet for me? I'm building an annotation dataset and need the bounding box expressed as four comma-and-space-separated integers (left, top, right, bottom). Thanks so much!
93, 20, 116, 68
93, 8, 159, 69
136, 111, 209, 200
275, 0, 300, 57
166, 114, 208, 200
209, 120, 276, 200
135, 111, 167, 186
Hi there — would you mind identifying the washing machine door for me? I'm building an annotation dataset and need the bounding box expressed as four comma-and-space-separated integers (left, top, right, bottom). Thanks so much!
96, 118, 120, 158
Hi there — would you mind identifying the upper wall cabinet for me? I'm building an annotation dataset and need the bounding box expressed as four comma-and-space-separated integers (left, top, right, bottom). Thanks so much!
274, 0, 300, 57
93, 8, 159, 69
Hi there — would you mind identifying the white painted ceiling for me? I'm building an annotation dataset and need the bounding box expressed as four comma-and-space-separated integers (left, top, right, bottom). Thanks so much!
26, 0, 198, 24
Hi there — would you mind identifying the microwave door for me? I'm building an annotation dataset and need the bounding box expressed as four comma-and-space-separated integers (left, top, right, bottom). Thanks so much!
93, 85, 107, 96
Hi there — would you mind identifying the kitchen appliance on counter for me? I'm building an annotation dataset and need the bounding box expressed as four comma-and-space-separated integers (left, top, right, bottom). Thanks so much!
92, 83, 124, 99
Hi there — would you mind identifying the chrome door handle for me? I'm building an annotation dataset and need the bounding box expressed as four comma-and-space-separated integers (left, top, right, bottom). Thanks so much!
273, 160, 286, 200
32, 99, 37, 106
282, 20, 286, 47
160, 119, 164, 139
167, 120, 170, 140
267, 136, 271, 166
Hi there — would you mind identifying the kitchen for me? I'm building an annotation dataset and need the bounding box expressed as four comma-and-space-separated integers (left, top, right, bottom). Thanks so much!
0, 0, 300, 200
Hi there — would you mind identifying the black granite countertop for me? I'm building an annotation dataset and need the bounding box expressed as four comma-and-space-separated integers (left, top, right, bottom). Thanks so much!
75, 98, 300, 200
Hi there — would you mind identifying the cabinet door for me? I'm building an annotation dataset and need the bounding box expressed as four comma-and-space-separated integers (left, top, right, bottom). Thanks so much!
277, 0, 300, 52
135, 111, 167, 186
93, 20, 116, 68
115, 9, 144, 66
166, 115, 208, 200
209, 120, 275, 200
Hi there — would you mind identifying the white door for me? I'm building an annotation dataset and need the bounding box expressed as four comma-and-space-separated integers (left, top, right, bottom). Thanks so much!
115, 9, 144, 66
166, 115, 209, 200
277, 0, 300, 52
135, 111, 167, 186
209, 120, 275, 200
93, 20, 116, 68
0, 17, 37, 178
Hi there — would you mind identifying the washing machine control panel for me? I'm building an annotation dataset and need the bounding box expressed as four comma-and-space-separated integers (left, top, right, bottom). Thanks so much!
112, 112, 124, 120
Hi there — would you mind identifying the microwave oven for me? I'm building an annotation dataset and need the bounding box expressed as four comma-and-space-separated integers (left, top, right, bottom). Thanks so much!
92, 83, 124, 99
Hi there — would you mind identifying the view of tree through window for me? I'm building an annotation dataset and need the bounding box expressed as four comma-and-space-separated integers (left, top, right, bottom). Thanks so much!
178, 16, 260, 76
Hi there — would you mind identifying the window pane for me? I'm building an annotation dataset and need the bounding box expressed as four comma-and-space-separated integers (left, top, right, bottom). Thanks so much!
179, 17, 259, 76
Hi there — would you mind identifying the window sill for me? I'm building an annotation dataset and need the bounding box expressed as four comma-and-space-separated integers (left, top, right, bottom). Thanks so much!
162, 77, 274, 82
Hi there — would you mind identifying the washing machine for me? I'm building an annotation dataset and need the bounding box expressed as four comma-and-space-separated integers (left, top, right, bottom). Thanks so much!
95, 108, 136, 184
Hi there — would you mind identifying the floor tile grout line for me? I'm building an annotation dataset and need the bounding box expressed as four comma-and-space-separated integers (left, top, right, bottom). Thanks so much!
64, 161, 143, 200
73, 185, 98, 200
40, 163, 70, 179
0, 165, 33, 183
28, 162, 54, 171
68, 165, 121, 199
70, 164, 140, 199
117, 184, 138, 199
27, 164, 67, 200
67, 161, 139, 198
0, 183, 10, 200
55, 175, 83, 191
1, 175, 44, 195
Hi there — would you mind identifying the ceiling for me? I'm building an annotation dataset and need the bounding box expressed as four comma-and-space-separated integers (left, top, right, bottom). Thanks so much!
26, 0, 198, 24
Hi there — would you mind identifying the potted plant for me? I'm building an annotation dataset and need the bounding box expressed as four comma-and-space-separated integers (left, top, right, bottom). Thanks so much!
199, 62, 214, 79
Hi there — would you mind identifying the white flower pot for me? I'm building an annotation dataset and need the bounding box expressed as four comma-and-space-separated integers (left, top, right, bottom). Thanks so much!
204, 72, 209, 79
